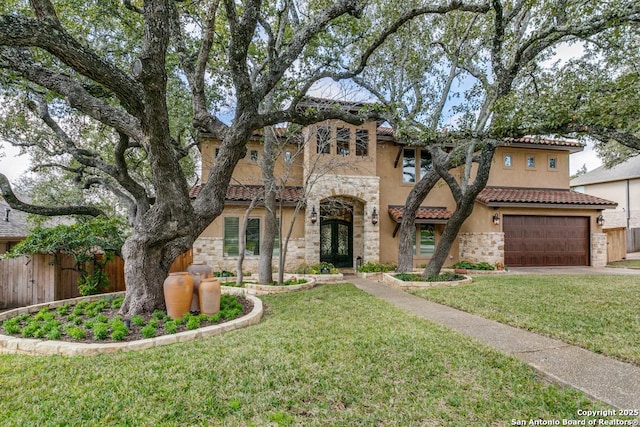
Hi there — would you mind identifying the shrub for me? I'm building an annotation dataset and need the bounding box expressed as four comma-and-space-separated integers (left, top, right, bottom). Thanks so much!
66, 326, 86, 340
110, 328, 127, 341
213, 270, 234, 277
2, 319, 21, 335
451, 260, 495, 271
186, 317, 201, 330
294, 262, 339, 274
164, 321, 178, 334
131, 315, 145, 327
92, 322, 109, 340
56, 304, 71, 316
110, 297, 124, 310
152, 310, 165, 320
47, 328, 62, 340
140, 325, 156, 339
357, 262, 396, 273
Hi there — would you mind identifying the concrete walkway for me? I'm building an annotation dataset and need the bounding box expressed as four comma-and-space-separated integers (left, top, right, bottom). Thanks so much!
349, 276, 640, 410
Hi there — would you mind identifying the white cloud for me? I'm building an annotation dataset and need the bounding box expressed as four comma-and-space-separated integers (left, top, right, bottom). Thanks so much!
0, 141, 31, 183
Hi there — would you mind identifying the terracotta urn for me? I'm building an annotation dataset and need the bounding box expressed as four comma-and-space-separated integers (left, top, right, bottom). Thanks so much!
163, 272, 194, 319
186, 263, 212, 312
199, 277, 221, 315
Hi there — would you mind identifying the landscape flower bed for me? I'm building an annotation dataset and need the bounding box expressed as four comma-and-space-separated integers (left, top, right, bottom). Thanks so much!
1, 294, 252, 343
383, 272, 472, 290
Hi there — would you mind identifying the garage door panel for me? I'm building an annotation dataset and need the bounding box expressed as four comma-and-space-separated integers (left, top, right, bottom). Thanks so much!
504, 215, 589, 267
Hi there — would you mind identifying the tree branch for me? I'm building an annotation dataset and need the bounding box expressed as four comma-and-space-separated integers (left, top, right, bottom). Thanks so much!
1, 173, 105, 217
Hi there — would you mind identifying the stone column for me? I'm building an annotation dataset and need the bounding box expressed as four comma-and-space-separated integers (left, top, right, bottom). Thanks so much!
591, 233, 607, 267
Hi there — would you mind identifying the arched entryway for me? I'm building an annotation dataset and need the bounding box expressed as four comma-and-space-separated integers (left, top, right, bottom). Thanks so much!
319, 199, 354, 268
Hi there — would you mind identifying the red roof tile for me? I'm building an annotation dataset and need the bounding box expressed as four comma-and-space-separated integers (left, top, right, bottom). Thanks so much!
388, 205, 452, 223
189, 185, 303, 204
477, 187, 617, 208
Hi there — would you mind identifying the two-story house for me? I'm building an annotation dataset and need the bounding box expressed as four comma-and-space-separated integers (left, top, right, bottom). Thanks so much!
189, 112, 616, 272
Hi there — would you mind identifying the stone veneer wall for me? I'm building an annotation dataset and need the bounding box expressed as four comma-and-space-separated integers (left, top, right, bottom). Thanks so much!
591, 233, 607, 267
458, 232, 504, 265
305, 174, 380, 266
193, 237, 307, 273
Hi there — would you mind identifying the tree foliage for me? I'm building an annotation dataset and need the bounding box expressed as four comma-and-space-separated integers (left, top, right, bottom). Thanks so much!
4, 217, 127, 295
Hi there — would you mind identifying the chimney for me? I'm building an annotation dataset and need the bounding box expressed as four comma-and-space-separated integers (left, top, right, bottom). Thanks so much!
4, 208, 10, 222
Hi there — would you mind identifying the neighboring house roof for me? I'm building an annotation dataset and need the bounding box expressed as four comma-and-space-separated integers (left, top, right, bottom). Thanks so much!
0, 200, 30, 239
570, 155, 640, 186
189, 185, 304, 205
387, 206, 452, 224
477, 186, 617, 209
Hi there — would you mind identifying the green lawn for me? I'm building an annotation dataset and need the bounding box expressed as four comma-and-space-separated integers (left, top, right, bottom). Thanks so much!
411, 274, 640, 365
607, 259, 640, 269
0, 284, 618, 426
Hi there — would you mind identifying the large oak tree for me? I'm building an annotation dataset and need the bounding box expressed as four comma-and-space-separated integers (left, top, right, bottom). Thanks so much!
0, 0, 489, 314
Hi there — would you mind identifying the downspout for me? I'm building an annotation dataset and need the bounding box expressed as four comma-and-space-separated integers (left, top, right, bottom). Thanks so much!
626, 179, 631, 230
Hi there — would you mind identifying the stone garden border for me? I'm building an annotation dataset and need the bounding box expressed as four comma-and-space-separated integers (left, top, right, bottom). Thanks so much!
382, 272, 473, 290
0, 291, 263, 357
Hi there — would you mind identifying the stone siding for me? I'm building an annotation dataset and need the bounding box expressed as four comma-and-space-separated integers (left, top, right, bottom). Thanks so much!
305, 174, 381, 265
591, 233, 607, 267
193, 237, 307, 274
458, 232, 504, 265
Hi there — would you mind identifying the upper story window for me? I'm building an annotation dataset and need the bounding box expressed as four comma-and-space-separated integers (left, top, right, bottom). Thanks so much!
336, 127, 350, 155
317, 126, 330, 154
403, 148, 432, 184
403, 148, 416, 183
526, 155, 536, 169
548, 156, 557, 170
503, 154, 513, 167
250, 150, 258, 162
356, 129, 369, 156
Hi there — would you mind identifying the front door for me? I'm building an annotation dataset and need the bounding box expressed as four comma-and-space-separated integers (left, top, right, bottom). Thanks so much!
320, 219, 353, 268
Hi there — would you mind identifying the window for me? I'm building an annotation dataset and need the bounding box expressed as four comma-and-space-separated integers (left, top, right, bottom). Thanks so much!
224, 217, 261, 257
420, 149, 432, 177
413, 224, 435, 256
223, 217, 239, 256
245, 218, 260, 256
250, 150, 258, 162
273, 217, 281, 258
548, 156, 557, 170
504, 154, 512, 167
403, 148, 416, 183
337, 127, 350, 155
526, 155, 535, 169
215, 147, 220, 158
284, 151, 292, 163
316, 126, 330, 154
403, 148, 431, 183
356, 129, 369, 156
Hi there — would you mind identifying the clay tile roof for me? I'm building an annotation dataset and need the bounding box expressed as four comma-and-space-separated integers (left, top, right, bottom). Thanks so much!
502, 136, 584, 151
476, 187, 617, 208
189, 185, 304, 205
388, 205, 452, 223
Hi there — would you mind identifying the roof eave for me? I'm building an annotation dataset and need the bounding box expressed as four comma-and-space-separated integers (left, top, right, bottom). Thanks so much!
479, 201, 618, 210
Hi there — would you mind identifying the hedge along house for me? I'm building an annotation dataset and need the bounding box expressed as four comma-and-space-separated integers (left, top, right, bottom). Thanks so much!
190, 108, 617, 272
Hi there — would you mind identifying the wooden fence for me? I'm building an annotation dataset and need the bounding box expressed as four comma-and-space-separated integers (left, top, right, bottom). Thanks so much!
605, 228, 626, 263
0, 249, 193, 309
628, 228, 640, 253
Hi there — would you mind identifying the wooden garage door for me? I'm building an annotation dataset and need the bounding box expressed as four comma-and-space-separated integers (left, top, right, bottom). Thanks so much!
504, 215, 590, 267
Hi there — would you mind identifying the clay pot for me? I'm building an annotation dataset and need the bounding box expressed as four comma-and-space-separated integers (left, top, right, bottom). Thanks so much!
186, 263, 212, 312
163, 272, 194, 319
199, 277, 221, 315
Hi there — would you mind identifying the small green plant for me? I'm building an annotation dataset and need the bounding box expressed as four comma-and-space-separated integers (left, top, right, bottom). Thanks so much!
46, 328, 62, 340
56, 304, 71, 316
294, 262, 339, 274
213, 270, 234, 277
451, 260, 495, 271
2, 318, 21, 335
92, 322, 109, 340
357, 262, 397, 273
186, 316, 201, 330
395, 272, 465, 282
111, 297, 124, 309
110, 328, 127, 341
148, 318, 160, 329
131, 315, 145, 326
164, 321, 178, 334
66, 326, 86, 340
152, 310, 165, 320
140, 324, 156, 339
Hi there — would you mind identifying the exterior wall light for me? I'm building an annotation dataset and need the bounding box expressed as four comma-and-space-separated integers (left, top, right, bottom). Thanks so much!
310, 206, 318, 224
371, 207, 378, 225
492, 213, 500, 226
596, 214, 604, 226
